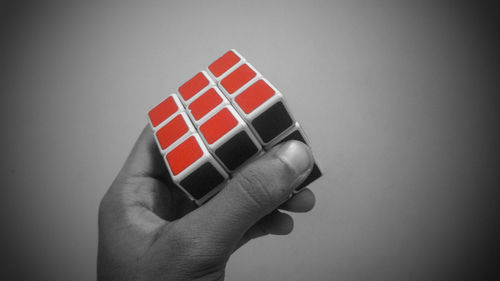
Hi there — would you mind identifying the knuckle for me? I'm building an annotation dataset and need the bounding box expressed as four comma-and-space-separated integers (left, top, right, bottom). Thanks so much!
234, 159, 291, 208
236, 170, 272, 209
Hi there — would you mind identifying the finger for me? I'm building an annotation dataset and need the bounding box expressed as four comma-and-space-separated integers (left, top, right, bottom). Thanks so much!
255, 210, 294, 235
102, 125, 175, 223
235, 210, 294, 250
279, 188, 316, 213
182, 140, 314, 248
244, 211, 295, 240
117, 125, 168, 180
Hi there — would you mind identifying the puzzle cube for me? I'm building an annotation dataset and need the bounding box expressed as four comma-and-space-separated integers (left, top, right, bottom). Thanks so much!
148, 49, 322, 204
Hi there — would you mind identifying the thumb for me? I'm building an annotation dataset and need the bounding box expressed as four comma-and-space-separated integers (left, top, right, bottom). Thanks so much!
182, 140, 314, 248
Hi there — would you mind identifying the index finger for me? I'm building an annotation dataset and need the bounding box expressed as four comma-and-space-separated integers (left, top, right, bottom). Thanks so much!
117, 125, 168, 180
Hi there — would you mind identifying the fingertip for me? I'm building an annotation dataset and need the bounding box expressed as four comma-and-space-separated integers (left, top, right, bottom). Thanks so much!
275, 140, 314, 177
118, 124, 168, 180
274, 212, 294, 235
262, 211, 294, 235
236, 211, 295, 251
279, 188, 316, 213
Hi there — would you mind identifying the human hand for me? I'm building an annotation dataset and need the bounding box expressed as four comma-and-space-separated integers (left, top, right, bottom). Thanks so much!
98, 126, 315, 281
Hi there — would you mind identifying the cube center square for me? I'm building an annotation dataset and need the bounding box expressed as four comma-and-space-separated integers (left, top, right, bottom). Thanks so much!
199, 108, 238, 145
148, 49, 322, 204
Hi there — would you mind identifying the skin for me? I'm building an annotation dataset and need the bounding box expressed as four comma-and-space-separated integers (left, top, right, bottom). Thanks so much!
98, 126, 316, 281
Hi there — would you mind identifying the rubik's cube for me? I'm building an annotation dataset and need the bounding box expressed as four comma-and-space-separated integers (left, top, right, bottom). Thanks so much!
148, 50, 322, 205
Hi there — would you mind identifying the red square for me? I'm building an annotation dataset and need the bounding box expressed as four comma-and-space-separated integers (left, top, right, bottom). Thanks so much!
178, 72, 209, 101
148, 96, 179, 127
208, 50, 241, 78
166, 136, 203, 175
235, 80, 275, 114
188, 88, 224, 121
155, 115, 189, 150
200, 108, 238, 144
220, 64, 256, 95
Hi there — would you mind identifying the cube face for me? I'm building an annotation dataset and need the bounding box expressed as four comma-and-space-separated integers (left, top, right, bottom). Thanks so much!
147, 49, 322, 204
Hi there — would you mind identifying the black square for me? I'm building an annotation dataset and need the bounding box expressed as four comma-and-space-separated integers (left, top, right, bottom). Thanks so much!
252, 101, 293, 143
215, 131, 259, 171
275, 129, 306, 145
180, 162, 225, 200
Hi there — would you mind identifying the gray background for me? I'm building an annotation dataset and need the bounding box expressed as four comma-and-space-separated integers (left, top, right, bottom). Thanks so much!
1, 1, 499, 280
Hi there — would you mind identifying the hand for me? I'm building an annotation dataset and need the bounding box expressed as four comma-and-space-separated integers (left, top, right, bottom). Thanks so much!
98, 126, 315, 281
